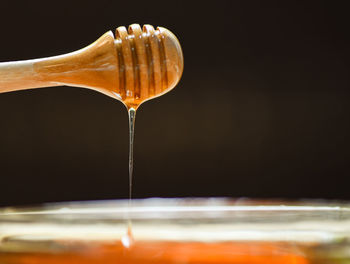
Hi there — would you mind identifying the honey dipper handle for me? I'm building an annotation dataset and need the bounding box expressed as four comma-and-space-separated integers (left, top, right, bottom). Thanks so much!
0, 59, 58, 93
0, 31, 119, 99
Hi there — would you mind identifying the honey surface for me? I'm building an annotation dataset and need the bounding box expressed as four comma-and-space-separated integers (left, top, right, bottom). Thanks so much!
0, 241, 309, 264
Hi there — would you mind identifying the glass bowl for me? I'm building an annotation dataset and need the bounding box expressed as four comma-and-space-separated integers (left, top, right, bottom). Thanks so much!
1, 198, 350, 264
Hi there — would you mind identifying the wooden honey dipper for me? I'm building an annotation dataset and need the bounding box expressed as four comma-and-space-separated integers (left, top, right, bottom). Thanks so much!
0, 24, 184, 109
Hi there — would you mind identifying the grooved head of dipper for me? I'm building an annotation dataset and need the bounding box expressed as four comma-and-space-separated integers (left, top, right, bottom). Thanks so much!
114, 24, 183, 109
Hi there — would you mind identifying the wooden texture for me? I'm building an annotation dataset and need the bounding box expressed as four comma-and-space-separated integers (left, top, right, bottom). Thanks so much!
0, 24, 183, 109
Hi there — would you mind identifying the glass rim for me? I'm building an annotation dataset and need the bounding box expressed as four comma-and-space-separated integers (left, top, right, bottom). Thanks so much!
2, 198, 350, 245
1, 197, 350, 219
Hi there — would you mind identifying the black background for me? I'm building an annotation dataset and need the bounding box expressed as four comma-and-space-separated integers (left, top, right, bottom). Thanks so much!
0, 1, 349, 207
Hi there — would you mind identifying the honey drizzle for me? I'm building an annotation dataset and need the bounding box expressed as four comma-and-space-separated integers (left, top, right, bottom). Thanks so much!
127, 107, 136, 201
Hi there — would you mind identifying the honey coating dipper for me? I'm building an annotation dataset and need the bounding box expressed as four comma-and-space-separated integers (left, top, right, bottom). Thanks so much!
0, 24, 184, 109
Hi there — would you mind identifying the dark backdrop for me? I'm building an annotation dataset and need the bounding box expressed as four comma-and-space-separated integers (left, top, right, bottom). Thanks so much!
0, 1, 349, 206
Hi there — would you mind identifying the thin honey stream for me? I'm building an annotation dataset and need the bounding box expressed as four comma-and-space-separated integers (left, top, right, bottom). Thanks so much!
124, 107, 136, 247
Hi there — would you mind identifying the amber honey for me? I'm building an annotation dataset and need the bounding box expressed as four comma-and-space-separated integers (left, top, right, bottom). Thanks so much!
0, 241, 310, 264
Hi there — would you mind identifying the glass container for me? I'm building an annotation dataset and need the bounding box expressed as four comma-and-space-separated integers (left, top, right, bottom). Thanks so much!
1, 198, 350, 264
